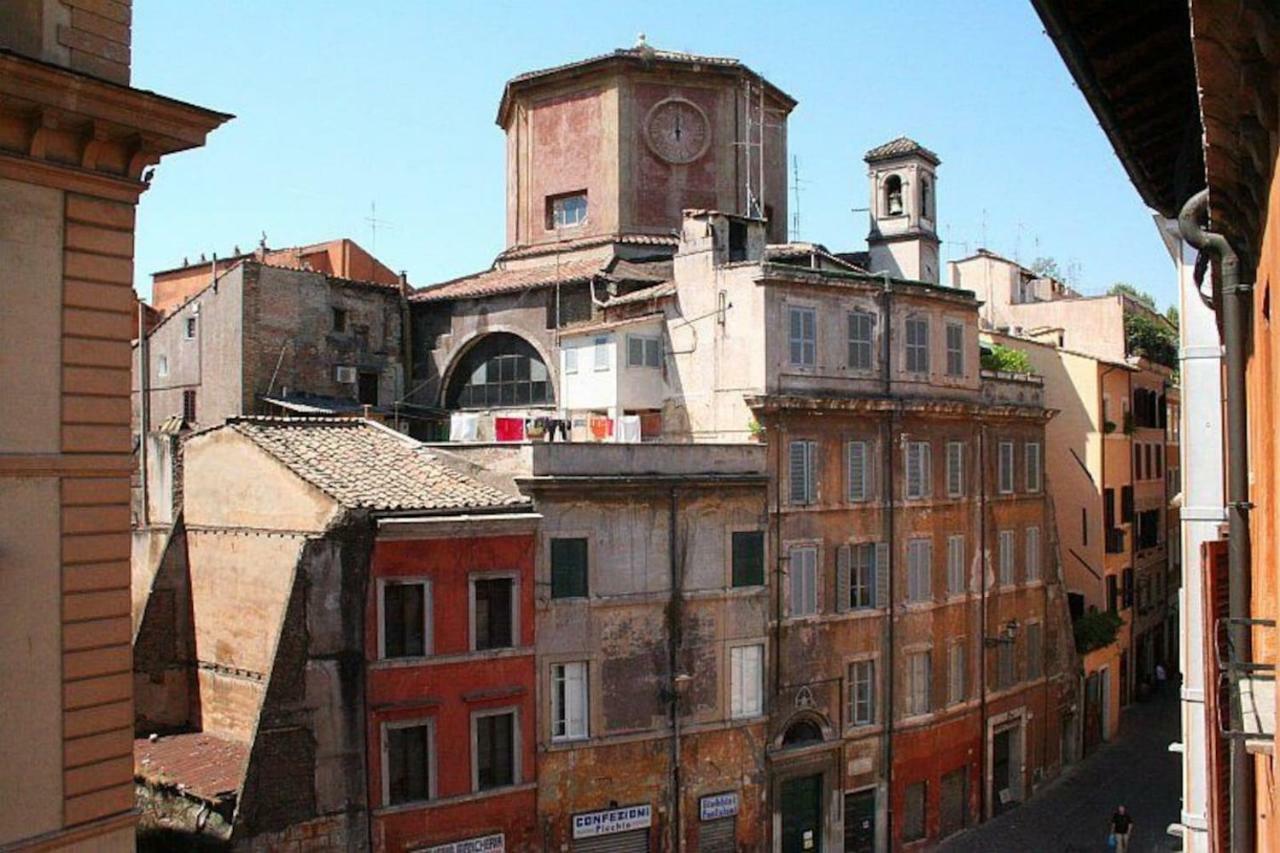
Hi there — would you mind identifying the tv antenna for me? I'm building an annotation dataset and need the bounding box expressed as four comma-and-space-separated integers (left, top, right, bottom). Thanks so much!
790, 155, 809, 242
365, 202, 395, 252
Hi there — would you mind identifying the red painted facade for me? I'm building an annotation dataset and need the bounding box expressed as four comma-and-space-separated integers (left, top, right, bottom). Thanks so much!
366, 533, 538, 853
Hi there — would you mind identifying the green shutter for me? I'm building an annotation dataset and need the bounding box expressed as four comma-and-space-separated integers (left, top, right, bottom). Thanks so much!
732, 531, 765, 587
550, 538, 589, 598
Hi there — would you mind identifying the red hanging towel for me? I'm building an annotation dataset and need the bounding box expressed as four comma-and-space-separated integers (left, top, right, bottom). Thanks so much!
495, 417, 525, 442
589, 415, 614, 441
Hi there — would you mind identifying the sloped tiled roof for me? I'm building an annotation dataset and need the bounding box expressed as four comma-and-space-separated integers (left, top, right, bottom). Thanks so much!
411, 257, 604, 303
226, 417, 524, 512
135, 732, 248, 803
864, 136, 940, 165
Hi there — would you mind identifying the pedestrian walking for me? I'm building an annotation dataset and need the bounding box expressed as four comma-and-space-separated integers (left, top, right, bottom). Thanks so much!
1155, 662, 1168, 695
1109, 805, 1133, 852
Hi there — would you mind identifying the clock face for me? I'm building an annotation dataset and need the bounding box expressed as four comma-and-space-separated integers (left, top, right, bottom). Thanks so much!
645, 98, 711, 165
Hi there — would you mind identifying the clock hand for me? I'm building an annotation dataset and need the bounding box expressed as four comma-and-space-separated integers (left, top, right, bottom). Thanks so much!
674, 111, 682, 141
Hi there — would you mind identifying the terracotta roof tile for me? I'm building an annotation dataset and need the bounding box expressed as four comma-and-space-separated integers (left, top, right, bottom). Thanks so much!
863, 136, 940, 165
411, 257, 604, 303
134, 732, 248, 803
226, 417, 524, 512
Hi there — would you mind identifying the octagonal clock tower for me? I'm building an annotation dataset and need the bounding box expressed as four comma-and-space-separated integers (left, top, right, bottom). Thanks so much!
497, 40, 795, 252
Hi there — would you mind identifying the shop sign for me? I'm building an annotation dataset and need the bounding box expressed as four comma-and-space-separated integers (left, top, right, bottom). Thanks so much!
572, 804, 653, 838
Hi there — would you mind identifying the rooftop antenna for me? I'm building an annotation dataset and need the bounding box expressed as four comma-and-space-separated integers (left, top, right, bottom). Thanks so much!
981, 208, 989, 250
790, 155, 809, 241
365, 202, 395, 252
732, 76, 784, 222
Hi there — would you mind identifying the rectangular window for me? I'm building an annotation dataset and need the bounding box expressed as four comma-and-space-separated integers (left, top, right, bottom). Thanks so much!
593, 336, 609, 371
550, 538, 588, 599
564, 346, 578, 375
184, 316, 197, 340
1155, 446, 1163, 478
948, 641, 966, 704
905, 441, 932, 500
848, 311, 874, 369
848, 659, 875, 726
945, 321, 964, 376
1147, 444, 1156, 479
473, 710, 516, 790
551, 662, 588, 741
473, 577, 515, 651
730, 644, 764, 719
156, 354, 169, 378
789, 306, 817, 366
732, 531, 766, 587
332, 307, 347, 332
947, 535, 966, 596
998, 441, 1015, 494
182, 389, 197, 423
850, 543, 877, 609
789, 545, 818, 617
627, 335, 661, 368
1082, 508, 1089, 546
1025, 442, 1042, 492
547, 191, 587, 229
997, 642, 1016, 689
907, 651, 932, 715
1025, 527, 1041, 582
789, 440, 818, 505
381, 580, 428, 658
1107, 575, 1119, 613
999, 530, 1015, 585
907, 538, 932, 603
848, 440, 869, 502
1121, 485, 1134, 523
1134, 443, 1143, 480
384, 720, 433, 805
946, 441, 964, 497
1027, 623, 1043, 680
904, 781, 927, 842
905, 316, 930, 373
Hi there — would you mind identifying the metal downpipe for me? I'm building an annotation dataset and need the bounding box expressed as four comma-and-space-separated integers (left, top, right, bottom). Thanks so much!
1178, 188, 1254, 853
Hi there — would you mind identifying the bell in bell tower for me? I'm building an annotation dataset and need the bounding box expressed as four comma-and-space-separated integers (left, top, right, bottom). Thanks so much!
864, 137, 941, 284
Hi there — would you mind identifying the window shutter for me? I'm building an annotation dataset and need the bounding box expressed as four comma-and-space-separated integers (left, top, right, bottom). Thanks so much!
789, 443, 807, 505
875, 542, 890, 608
745, 647, 762, 715
848, 441, 866, 501
567, 663, 586, 737
806, 442, 819, 503
836, 544, 852, 613
921, 443, 932, 497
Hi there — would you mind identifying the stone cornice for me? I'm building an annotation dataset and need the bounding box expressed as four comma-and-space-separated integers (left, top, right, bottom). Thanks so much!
0, 49, 230, 192
746, 393, 1057, 423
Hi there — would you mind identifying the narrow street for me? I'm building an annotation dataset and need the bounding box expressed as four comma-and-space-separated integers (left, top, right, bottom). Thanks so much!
942, 687, 1182, 852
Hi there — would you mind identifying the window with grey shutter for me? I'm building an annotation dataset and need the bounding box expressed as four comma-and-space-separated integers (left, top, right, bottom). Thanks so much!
906, 441, 931, 500
905, 316, 930, 373
789, 545, 818, 617
848, 311, 873, 369
948, 641, 966, 704
946, 441, 964, 497
907, 538, 932, 603
997, 641, 1015, 689
998, 441, 1015, 494
946, 534, 965, 596
945, 322, 964, 376
1026, 442, 1042, 492
999, 530, 1015, 586
789, 440, 817, 505
1025, 527, 1041, 582
1027, 622, 1043, 680
874, 542, 890, 608
848, 440, 868, 502
908, 651, 932, 715
790, 306, 816, 366
836, 544, 852, 613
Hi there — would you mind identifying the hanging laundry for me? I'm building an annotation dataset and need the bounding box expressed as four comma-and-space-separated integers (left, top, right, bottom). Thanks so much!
494, 417, 525, 442
617, 415, 642, 444
450, 412, 479, 442
589, 415, 614, 441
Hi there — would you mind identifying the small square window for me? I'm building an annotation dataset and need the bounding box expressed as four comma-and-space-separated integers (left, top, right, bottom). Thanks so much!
547, 192, 588, 230
184, 316, 197, 340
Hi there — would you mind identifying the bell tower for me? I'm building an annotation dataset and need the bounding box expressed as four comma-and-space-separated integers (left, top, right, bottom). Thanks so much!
864, 137, 941, 284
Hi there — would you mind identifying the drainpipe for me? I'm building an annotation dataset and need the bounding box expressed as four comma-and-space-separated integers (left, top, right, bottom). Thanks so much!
1178, 189, 1254, 853
978, 425, 989, 820
138, 301, 150, 527
667, 486, 684, 852
878, 273, 896, 848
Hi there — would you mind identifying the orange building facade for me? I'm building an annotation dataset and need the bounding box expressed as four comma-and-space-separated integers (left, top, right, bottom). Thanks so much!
0, 1, 228, 849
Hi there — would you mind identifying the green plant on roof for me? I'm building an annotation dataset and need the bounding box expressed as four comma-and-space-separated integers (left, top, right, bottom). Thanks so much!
981, 343, 1033, 375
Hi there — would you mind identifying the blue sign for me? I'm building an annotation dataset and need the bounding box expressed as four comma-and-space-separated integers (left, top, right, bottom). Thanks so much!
699, 792, 739, 821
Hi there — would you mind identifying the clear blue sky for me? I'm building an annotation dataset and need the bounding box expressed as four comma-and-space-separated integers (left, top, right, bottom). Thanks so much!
132, 1, 1176, 310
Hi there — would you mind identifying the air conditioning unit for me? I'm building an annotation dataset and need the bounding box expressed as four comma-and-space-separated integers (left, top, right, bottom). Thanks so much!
335, 366, 357, 384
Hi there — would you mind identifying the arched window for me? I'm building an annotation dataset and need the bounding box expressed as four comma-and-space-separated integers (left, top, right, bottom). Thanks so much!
885, 175, 904, 216
781, 719, 824, 747
920, 176, 932, 219
446, 333, 553, 409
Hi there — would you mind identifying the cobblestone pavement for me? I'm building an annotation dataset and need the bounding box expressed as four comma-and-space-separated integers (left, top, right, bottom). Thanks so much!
941, 688, 1182, 853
